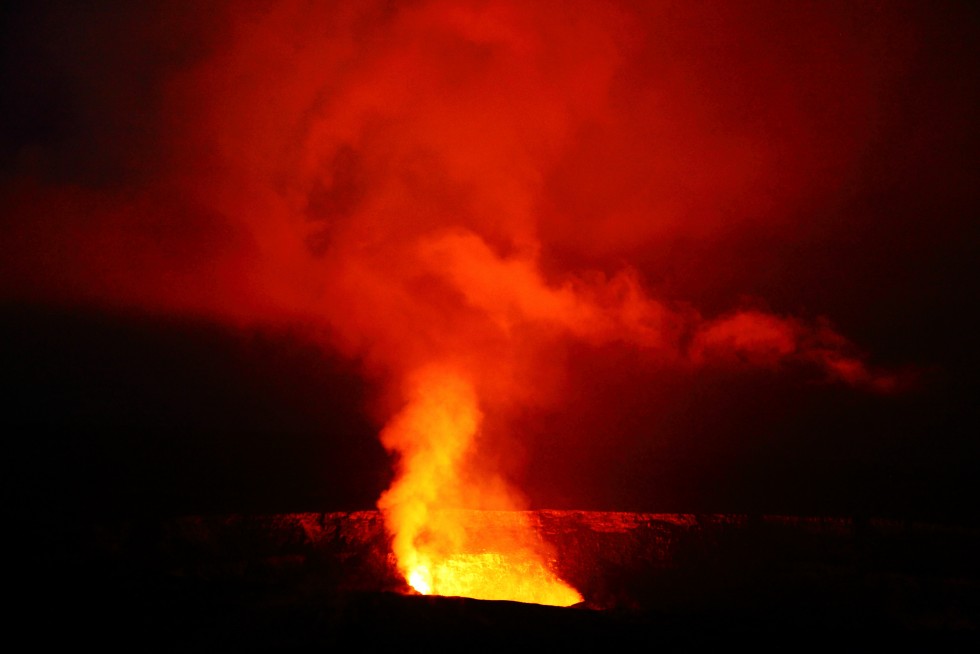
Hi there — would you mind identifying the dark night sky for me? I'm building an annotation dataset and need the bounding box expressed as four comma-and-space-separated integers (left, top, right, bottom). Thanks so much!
1, 1, 977, 523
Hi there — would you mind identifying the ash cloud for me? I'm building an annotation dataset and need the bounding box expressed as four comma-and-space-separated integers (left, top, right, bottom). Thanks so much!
1, 0, 974, 513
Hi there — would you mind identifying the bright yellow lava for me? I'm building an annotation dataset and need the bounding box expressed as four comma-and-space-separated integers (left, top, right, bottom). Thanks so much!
407, 551, 582, 606
377, 366, 582, 607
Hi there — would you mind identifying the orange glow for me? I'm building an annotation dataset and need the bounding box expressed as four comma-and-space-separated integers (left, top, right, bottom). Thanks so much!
377, 366, 581, 606
0, 1, 931, 606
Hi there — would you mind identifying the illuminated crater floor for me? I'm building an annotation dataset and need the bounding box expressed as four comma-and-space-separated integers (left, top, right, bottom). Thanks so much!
11, 511, 979, 650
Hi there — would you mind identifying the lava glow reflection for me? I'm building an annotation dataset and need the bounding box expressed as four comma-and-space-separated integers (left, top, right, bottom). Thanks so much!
377, 366, 582, 606
408, 550, 582, 606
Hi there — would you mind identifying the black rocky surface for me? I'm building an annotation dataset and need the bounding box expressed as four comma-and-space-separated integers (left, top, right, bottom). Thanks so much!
9, 511, 978, 651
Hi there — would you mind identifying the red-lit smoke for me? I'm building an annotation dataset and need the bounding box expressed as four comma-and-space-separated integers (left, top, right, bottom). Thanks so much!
1, 1, 924, 511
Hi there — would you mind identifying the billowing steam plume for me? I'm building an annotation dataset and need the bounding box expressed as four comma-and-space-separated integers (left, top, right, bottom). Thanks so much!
1, 1, 920, 603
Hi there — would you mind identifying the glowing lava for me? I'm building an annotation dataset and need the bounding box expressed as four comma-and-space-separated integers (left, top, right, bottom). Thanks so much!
0, 0, 926, 610
377, 366, 582, 606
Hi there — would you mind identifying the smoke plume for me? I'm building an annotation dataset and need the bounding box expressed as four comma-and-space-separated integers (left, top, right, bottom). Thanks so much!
2, 0, 945, 525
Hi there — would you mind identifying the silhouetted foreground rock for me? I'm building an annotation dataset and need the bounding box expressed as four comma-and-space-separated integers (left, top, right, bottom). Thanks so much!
10, 511, 979, 650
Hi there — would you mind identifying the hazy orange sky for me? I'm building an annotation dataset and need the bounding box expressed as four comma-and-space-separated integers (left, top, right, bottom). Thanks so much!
1, 0, 976, 520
